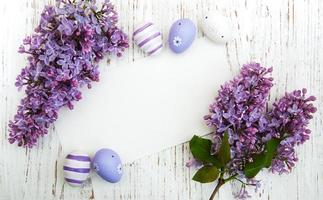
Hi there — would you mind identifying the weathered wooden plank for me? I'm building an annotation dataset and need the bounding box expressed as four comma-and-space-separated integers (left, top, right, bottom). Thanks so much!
0, 0, 322, 199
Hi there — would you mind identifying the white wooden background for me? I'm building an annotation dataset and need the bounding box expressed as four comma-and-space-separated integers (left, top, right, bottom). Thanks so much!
1, 0, 322, 199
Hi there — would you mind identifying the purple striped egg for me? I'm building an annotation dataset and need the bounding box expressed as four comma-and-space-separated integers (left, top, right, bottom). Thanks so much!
133, 22, 163, 56
63, 152, 91, 186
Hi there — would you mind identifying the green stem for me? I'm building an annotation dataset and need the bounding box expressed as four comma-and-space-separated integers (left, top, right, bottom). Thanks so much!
234, 178, 245, 184
209, 173, 238, 200
209, 178, 225, 200
234, 178, 257, 186
224, 174, 238, 183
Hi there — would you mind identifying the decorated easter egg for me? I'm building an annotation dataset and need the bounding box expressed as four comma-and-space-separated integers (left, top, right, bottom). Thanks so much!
92, 148, 123, 183
199, 12, 233, 44
63, 152, 91, 186
133, 22, 163, 56
168, 18, 196, 54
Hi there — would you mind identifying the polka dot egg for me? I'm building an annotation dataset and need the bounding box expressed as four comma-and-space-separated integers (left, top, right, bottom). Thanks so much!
199, 12, 233, 44
92, 148, 123, 183
63, 151, 91, 186
133, 22, 163, 56
168, 18, 196, 54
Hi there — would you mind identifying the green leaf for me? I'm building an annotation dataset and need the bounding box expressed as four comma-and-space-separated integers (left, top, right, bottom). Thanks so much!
263, 138, 280, 167
192, 165, 219, 183
243, 153, 266, 178
189, 135, 221, 168
216, 132, 231, 167
244, 138, 280, 178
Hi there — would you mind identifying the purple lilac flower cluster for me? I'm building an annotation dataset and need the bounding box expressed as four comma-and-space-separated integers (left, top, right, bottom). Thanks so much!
262, 89, 317, 174
204, 63, 274, 173
203, 63, 316, 199
233, 177, 261, 200
8, 0, 129, 147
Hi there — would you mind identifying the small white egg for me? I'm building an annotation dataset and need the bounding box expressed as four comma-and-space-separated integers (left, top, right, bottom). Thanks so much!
199, 12, 233, 44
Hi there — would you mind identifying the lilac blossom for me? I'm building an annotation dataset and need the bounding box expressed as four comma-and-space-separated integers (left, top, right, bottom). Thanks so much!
8, 0, 129, 147
262, 89, 317, 174
191, 63, 316, 200
234, 186, 251, 200
185, 158, 202, 168
204, 63, 274, 173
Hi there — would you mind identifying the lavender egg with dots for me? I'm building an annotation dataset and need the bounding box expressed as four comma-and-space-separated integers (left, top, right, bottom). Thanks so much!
63, 151, 91, 187
92, 148, 123, 183
168, 18, 196, 54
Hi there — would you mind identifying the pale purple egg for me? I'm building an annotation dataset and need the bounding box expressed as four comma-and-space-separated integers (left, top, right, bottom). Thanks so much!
63, 151, 91, 187
92, 148, 123, 183
133, 22, 163, 56
168, 18, 196, 54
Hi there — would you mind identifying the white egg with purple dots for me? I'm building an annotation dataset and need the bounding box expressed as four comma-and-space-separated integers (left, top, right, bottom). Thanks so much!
199, 12, 233, 44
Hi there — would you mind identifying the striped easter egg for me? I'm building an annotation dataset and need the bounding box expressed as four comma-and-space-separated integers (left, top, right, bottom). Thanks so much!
133, 22, 163, 56
63, 151, 91, 186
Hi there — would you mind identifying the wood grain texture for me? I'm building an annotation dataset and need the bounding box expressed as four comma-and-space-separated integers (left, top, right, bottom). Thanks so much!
1, 0, 322, 199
